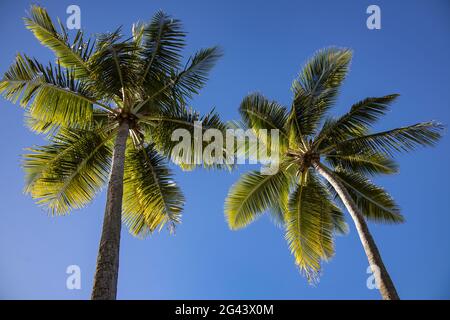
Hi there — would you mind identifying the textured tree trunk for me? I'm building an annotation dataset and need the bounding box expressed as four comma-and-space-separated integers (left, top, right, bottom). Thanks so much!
91, 121, 129, 300
313, 161, 400, 300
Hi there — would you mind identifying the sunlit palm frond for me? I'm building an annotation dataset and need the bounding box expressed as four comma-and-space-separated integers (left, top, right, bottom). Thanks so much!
24, 5, 91, 78
122, 144, 184, 237
24, 109, 113, 135
328, 170, 404, 223
225, 168, 292, 230
314, 94, 399, 150
290, 47, 352, 137
25, 115, 57, 135
131, 22, 145, 48
327, 121, 444, 157
325, 151, 399, 176
285, 173, 339, 283
141, 105, 230, 170
23, 127, 114, 215
0, 54, 95, 127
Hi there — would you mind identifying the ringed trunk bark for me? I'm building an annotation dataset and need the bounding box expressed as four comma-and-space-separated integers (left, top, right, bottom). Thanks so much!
91, 121, 129, 300
313, 161, 400, 300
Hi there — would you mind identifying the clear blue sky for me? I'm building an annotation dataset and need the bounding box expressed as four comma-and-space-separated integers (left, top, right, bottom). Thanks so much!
0, 0, 449, 299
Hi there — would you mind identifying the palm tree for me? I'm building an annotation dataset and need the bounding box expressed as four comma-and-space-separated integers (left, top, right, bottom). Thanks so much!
225, 47, 443, 300
0, 5, 224, 299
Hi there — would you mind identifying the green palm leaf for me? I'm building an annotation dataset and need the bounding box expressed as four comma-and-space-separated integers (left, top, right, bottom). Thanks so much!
290, 47, 352, 137
225, 168, 292, 230
122, 144, 184, 237
141, 105, 230, 170
315, 94, 399, 150
325, 152, 399, 176
328, 121, 444, 156
87, 39, 141, 102
0, 54, 95, 127
24, 5, 91, 78
24, 109, 112, 135
330, 207, 349, 235
329, 170, 404, 223
285, 173, 340, 282
239, 93, 289, 151
140, 10, 185, 80
23, 127, 114, 215
134, 43, 221, 115
174, 46, 223, 98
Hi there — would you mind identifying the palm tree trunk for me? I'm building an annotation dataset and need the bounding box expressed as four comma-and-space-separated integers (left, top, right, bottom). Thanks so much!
313, 161, 400, 300
91, 121, 129, 300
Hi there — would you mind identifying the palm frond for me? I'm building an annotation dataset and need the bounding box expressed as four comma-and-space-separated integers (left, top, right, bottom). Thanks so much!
330, 207, 349, 235
24, 5, 91, 78
239, 93, 289, 151
87, 38, 141, 101
131, 22, 145, 47
290, 47, 352, 137
0, 54, 95, 126
328, 170, 404, 223
315, 94, 399, 150
141, 105, 230, 170
173, 46, 222, 98
134, 46, 222, 112
225, 168, 292, 230
122, 144, 184, 237
23, 128, 114, 215
325, 152, 399, 176
140, 10, 185, 81
327, 122, 444, 156
285, 173, 340, 282
24, 109, 113, 135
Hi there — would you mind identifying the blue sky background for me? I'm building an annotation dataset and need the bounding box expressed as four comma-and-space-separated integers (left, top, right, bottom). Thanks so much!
0, 0, 449, 299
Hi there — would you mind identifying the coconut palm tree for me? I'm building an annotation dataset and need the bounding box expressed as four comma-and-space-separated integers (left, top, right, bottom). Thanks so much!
0, 5, 224, 300
224, 47, 443, 300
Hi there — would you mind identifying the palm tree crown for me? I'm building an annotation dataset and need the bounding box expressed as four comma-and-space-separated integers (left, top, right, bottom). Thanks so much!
225, 47, 443, 289
0, 5, 223, 235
